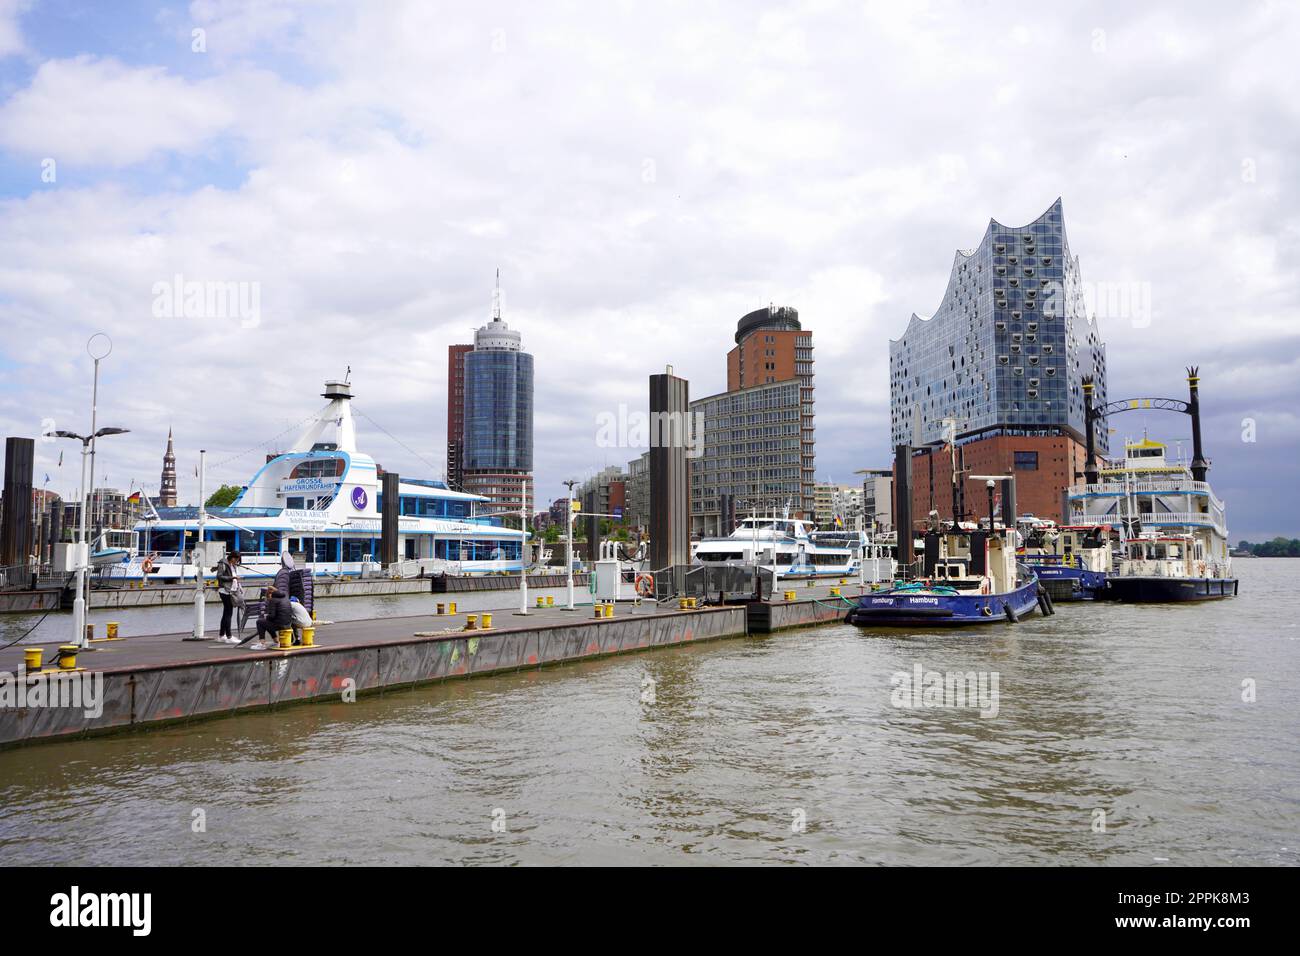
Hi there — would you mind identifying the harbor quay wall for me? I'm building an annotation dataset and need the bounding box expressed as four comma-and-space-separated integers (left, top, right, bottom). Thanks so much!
0, 606, 748, 748
747, 593, 852, 632
0, 589, 61, 613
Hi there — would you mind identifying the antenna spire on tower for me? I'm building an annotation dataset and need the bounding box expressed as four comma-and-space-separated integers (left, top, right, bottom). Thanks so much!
492, 268, 502, 321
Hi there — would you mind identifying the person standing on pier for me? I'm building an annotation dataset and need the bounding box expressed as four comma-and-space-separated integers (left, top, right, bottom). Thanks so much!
214, 551, 242, 643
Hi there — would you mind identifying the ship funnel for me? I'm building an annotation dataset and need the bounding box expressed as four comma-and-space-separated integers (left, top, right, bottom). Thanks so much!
1187, 366, 1209, 482
1082, 376, 1099, 486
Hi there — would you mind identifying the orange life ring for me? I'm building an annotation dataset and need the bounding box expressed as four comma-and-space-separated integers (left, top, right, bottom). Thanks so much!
141, 555, 154, 575
635, 572, 654, 597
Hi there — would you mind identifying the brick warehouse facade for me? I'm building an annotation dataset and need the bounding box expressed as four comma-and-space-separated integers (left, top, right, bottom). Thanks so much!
904, 432, 1088, 526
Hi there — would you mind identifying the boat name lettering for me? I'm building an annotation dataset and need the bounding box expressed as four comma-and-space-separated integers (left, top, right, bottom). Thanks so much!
281, 478, 336, 493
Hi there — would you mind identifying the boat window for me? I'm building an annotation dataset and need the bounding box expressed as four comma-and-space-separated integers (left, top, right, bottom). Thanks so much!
290, 457, 345, 479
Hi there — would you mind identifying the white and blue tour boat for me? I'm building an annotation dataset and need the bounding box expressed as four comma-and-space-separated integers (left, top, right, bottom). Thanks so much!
112, 379, 529, 583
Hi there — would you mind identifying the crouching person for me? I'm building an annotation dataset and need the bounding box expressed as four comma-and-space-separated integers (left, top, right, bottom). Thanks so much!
288, 595, 313, 644
239, 587, 293, 650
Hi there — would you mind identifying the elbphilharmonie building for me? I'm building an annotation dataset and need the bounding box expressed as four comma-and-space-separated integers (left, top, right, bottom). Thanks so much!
890, 198, 1108, 451
889, 199, 1109, 524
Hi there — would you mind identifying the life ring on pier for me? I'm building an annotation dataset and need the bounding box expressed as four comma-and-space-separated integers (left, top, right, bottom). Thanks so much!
635, 573, 654, 597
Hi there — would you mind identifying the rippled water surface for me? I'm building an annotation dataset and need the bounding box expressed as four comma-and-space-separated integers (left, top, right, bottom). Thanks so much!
1, 562, 1297, 865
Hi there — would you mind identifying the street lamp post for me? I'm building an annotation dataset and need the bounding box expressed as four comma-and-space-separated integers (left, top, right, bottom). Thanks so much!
563, 479, 579, 610
187, 449, 207, 640
50, 421, 130, 649
518, 478, 529, 615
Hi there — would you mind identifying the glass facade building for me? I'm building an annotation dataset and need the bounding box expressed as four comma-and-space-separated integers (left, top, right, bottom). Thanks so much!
463, 350, 534, 473
459, 276, 534, 518
889, 199, 1107, 451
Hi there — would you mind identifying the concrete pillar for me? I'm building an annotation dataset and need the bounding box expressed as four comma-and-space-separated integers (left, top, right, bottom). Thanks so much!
380, 472, 400, 566
893, 444, 913, 567
1, 437, 35, 573
649, 368, 690, 571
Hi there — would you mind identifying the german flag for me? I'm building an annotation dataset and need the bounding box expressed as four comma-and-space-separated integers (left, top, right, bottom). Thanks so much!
127, 491, 142, 503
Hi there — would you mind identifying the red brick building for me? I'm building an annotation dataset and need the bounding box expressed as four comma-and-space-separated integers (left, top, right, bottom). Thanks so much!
445, 343, 472, 489
904, 433, 1087, 527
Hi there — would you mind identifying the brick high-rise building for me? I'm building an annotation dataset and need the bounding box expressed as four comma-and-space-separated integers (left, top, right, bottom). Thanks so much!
889, 199, 1107, 527
445, 343, 472, 490
689, 305, 816, 535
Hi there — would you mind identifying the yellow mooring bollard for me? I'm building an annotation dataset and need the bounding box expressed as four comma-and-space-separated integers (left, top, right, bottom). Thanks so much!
536, 596, 545, 608
448, 602, 457, 615
464, 614, 478, 630
481, 612, 493, 629
24, 647, 42, 671
436, 603, 446, 615
784, 590, 796, 601
301, 627, 315, 647
604, 603, 614, 618
277, 629, 293, 649
106, 622, 119, 639
594, 604, 604, 619
84, 623, 94, 642
830, 587, 841, 597
58, 645, 78, 670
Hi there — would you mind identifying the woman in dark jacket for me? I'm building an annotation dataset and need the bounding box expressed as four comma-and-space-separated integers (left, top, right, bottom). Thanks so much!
213, 551, 242, 642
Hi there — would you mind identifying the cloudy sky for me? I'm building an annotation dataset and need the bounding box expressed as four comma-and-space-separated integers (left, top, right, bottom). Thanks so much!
0, 0, 1296, 540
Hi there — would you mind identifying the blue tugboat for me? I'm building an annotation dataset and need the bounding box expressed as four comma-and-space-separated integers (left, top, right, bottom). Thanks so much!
845, 524, 1046, 627
1020, 522, 1114, 601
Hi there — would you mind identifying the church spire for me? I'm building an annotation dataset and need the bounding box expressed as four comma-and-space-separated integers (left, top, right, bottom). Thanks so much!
160, 427, 177, 507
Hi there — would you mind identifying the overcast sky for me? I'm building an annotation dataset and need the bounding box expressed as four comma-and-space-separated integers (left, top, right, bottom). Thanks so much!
0, 0, 1297, 540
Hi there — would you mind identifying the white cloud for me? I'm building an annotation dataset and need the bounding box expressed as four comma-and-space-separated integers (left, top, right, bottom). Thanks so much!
0, 0, 25, 58
0, 0, 1298, 538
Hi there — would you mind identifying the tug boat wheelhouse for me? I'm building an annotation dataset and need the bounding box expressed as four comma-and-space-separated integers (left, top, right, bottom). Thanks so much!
115, 380, 528, 583
845, 525, 1042, 627
1019, 520, 1114, 602
692, 515, 891, 580
1067, 437, 1237, 602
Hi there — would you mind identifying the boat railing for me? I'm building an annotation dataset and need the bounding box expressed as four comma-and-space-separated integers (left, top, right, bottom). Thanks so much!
1072, 511, 1226, 537
1, 563, 37, 589
1068, 480, 1224, 508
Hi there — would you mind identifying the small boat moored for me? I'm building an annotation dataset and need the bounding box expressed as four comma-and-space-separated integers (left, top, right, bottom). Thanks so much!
846, 524, 1045, 627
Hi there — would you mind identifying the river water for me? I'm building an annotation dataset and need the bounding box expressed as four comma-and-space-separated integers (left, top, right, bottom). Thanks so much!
1, 561, 1296, 866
